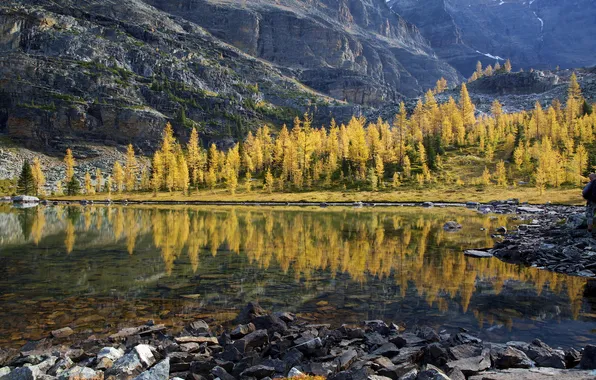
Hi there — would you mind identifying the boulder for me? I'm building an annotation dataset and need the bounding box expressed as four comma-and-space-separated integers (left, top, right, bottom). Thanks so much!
230, 323, 255, 339
416, 364, 451, 380
0, 366, 42, 380
12, 195, 39, 203
211, 366, 235, 380
579, 344, 596, 369
336, 350, 358, 371
240, 365, 275, 379
57, 367, 103, 380
234, 329, 269, 352
445, 349, 491, 375
105, 345, 156, 379
468, 368, 596, 380
187, 320, 210, 335
287, 367, 304, 378
464, 250, 493, 258
443, 221, 462, 231
448, 344, 482, 360
96, 347, 124, 370
132, 358, 169, 380
51, 328, 74, 339
491, 346, 533, 369
520, 339, 566, 369
235, 302, 266, 324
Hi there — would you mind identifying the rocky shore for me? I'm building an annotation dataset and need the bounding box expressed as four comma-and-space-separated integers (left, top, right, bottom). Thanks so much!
1, 302, 596, 380
468, 203, 596, 278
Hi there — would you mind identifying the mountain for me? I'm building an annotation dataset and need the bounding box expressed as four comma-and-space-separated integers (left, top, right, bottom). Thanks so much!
0, 0, 460, 154
389, 0, 596, 76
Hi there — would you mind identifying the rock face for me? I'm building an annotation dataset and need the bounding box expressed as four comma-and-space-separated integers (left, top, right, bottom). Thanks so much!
143, 0, 461, 104
390, 0, 596, 76
0, 0, 461, 153
0, 0, 359, 153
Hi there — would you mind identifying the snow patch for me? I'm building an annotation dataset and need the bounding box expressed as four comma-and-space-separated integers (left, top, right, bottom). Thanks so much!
533, 11, 544, 32
475, 50, 505, 61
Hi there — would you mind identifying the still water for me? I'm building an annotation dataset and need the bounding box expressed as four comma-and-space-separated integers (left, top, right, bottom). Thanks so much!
0, 204, 594, 348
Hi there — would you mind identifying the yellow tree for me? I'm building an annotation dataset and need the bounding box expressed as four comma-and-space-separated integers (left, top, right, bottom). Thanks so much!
475, 61, 483, 78
504, 59, 512, 73
84, 171, 95, 195
151, 151, 163, 193
31, 157, 45, 196
95, 168, 103, 193
206, 167, 217, 192
495, 160, 507, 187
245, 171, 252, 192
459, 84, 476, 128
187, 127, 202, 187
264, 168, 274, 193
403, 155, 412, 178
124, 144, 138, 192
177, 152, 190, 195
64, 148, 75, 183
435, 77, 448, 94
374, 154, 384, 189
481, 167, 491, 186
113, 161, 125, 193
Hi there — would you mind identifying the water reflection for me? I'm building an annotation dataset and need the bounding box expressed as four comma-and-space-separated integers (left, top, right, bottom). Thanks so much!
0, 205, 594, 348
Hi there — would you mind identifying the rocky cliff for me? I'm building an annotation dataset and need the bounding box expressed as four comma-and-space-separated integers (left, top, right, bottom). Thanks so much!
0, 0, 462, 155
390, 0, 596, 76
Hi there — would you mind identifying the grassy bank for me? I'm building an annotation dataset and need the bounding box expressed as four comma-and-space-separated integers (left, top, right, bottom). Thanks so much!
52, 186, 585, 205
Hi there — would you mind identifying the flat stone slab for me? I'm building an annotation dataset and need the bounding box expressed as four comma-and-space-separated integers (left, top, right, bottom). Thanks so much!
468, 368, 596, 380
464, 250, 493, 258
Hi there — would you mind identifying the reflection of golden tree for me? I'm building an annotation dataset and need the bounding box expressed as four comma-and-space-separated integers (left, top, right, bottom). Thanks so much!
64, 220, 75, 254
30, 205, 589, 327
31, 207, 46, 245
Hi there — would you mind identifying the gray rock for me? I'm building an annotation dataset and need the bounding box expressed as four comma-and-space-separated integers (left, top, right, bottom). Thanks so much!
287, 367, 304, 378
240, 365, 275, 379
211, 366, 235, 380
132, 358, 169, 380
0, 368, 10, 378
468, 368, 596, 380
416, 364, 451, 380
106, 345, 156, 379
336, 350, 358, 371
230, 323, 255, 339
464, 250, 493, 258
1, 367, 42, 380
445, 348, 491, 375
97, 347, 124, 362
50, 328, 73, 339
579, 344, 596, 369
56, 367, 102, 380
397, 369, 417, 380
443, 221, 462, 231
491, 346, 533, 369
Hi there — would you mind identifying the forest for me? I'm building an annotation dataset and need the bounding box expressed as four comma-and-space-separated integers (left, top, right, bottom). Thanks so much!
16, 73, 596, 198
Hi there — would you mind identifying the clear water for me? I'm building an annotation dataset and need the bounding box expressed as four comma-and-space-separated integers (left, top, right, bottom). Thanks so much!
0, 204, 595, 349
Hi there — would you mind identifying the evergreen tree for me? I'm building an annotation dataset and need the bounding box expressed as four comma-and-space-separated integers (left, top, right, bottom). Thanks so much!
66, 176, 80, 196
17, 161, 35, 195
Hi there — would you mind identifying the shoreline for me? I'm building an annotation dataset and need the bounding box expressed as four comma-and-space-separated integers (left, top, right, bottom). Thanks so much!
1, 303, 595, 380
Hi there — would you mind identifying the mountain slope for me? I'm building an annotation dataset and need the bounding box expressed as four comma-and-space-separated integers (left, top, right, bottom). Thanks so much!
142, 0, 461, 103
0, 0, 461, 154
390, 0, 596, 76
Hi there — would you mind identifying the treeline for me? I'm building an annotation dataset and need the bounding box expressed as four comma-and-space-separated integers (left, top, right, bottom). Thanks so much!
15, 73, 595, 196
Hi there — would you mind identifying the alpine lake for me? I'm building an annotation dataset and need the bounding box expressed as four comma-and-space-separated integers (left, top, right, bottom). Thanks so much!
0, 203, 595, 349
